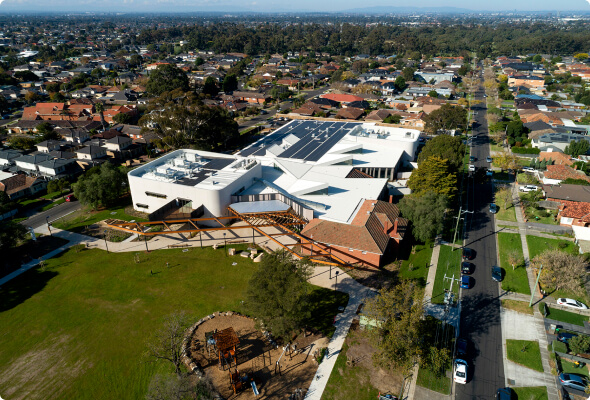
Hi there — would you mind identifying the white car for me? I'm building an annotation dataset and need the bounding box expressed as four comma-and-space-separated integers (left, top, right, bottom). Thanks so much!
454, 359, 468, 384
519, 185, 539, 192
522, 167, 535, 173
468, 165, 476, 172
557, 298, 588, 310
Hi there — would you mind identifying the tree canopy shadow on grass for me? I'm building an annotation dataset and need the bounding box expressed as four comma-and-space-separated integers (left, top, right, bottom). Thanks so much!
0, 267, 58, 312
305, 286, 349, 338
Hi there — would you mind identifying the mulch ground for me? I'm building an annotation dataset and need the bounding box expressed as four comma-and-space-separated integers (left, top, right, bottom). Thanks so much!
188, 314, 324, 399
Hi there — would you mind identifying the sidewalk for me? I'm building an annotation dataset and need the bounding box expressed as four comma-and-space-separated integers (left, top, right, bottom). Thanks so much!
304, 266, 377, 400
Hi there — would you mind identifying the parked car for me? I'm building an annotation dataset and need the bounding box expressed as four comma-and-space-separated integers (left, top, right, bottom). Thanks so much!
460, 275, 472, 289
486, 156, 493, 163
489, 203, 498, 214
492, 265, 503, 282
522, 167, 535, 173
557, 298, 588, 310
486, 169, 494, 177
462, 248, 475, 261
468, 164, 476, 172
453, 359, 468, 384
65, 194, 75, 202
456, 338, 468, 356
461, 262, 474, 275
559, 373, 588, 391
557, 332, 578, 344
520, 185, 539, 192
470, 156, 477, 162
496, 387, 513, 400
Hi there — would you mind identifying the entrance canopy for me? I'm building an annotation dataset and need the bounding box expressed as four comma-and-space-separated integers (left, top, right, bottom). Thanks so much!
229, 200, 290, 214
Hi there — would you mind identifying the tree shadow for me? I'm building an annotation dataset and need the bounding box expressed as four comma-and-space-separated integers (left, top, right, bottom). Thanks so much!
0, 267, 58, 312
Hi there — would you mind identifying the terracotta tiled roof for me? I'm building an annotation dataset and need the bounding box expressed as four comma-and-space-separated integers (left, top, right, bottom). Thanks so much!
544, 165, 590, 183
0, 173, 39, 195
335, 107, 364, 120
539, 151, 573, 166
320, 93, 364, 103
558, 200, 590, 222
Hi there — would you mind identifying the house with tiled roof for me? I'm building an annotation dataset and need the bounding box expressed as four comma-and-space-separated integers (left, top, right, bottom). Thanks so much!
541, 164, 590, 185
538, 151, 573, 166
300, 199, 408, 268
0, 172, 46, 199
320, 93, 364, 104
543, 184, 590, 203
556, 200, 590, 227
335, 107, 364, 120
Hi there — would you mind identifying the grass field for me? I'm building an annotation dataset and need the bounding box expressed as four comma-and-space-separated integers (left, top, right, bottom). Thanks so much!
546, 306, 588, 327
512, 386, 548, 400
398, 241, 434, 286
495, 197, 517, 222
502, 299, 534, 315
0, 246, 347, 400
432, 245, 461, 304
526, 236, 579, 259
53, 200, 147, 233
506, 340, 543, 372
559, 357, 590, 378
498, 233, 530, 295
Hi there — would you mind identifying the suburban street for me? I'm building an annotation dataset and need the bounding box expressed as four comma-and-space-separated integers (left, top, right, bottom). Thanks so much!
20, 199, 81, 229
455, 69, 506, 399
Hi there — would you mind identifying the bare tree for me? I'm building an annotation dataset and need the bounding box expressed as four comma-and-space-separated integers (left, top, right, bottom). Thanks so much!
532, 249, 589, 296
145, 373, 193, 400
495, 187, 513, 210
146, 311, 191, 377
506, 249, 523, 271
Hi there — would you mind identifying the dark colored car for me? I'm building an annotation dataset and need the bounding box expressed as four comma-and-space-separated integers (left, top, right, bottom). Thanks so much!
456, 338, 468, 356
470, 156, 476, 162
461, 275, 472, 289
496, 387, 513, 400
492, 265, 503, 282
557, 332, 578, 344
489, 203, 498, 214
462, 248, 475, 261
461, 262, 474, 275
559, 373, 587, 391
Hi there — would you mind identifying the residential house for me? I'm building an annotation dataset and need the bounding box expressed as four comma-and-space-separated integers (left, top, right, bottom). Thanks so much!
0, 172, 46, 200
0, 149, 22, 167
37, 158, 76, 179
14, 153, 54, 174
232, 91, 270, 104
75, 145, 107, 161
540, 164, 590, 185
36, 140, 62, 153
335, 107, 364, 120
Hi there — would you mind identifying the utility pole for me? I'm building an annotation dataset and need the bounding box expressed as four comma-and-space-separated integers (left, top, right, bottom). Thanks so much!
529, 264, 543, 307
443, 273, 461, 306
452, 208, 474, 249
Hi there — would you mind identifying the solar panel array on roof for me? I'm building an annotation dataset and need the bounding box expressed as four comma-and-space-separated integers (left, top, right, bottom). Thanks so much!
238, 120, 359, 162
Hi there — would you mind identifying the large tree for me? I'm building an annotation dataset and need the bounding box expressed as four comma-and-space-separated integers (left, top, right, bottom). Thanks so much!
417, 135, 466, 173
423, 104, 468, 135
0, 220, 28, 253
146, 64, 190, 97
408, 156, 458, 198
141, 89, 238, 151
565, 139, 590, 158
146, 311, 192, 377
245, 250, 311, 340
74, 162, 127, 210
399, 191, 448, 242
532, 249, 588, 296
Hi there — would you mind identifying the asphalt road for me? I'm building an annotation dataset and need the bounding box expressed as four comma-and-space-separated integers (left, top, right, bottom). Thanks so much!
455, 75, 506, 399
20, 199, 81, 229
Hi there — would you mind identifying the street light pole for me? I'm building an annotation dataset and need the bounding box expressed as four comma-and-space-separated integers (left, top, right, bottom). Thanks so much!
103, 229, 109, 253
46, 216, 52, 236
529, 264, 543, 307
144, 231, 149, 252
335, 270, 339, 291
223, 232, 227, 257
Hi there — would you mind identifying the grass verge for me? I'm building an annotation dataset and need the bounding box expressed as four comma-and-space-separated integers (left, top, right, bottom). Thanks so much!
511, 386, 548, 400
546, 306, 588, 327
498, 233, 530, 295
431, 245, 461, 304
506, 340, 543, 372
398, 241, 433, 286
502, 299, 534, 315
526, 235, 579, 259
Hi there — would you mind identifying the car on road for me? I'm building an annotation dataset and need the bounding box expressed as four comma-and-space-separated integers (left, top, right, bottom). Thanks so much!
460, 275, 472, 289
496, 387, 513, 399
470, 156, 477, 162
557, 298, 588, 310
557, 332, 578, 344
453, 359, 468, 384
489, 203, 498, 214
486, 168, 494, 177
520, 185, 539, 192
461, 262, 474, 275
468, 164, 476, 172
456, 338, 468, 356
492, 265, 503, 282
559, 373, 588, 391
522, 167, 536, 173
462, 247, 475, 261
65, 194, 75, 202
486, 156, 493, 163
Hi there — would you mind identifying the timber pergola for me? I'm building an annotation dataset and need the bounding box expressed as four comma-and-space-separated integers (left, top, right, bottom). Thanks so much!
105, 207, 348, 267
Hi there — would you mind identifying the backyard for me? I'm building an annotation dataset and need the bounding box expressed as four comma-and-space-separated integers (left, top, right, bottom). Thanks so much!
0, 246, 347, 400
526, 236, 579, 259
498, 233, 530, 295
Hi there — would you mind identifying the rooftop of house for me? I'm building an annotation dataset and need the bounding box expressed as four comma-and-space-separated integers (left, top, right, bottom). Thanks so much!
538, 151, 573, 165
544, 165, 590, 183
543, 184, 590, 203
558, 200, 590, 222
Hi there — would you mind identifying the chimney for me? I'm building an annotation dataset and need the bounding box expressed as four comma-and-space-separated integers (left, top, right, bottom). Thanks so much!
389, 195, 393, 203
393, 218, 399, 236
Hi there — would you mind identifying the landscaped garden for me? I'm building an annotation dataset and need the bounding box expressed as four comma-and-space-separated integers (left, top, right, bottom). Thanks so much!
498, 233, 530, 295
0, 246, 348, 399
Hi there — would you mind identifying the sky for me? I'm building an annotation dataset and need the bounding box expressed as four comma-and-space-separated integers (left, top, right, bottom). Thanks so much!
0, 0, 589, 13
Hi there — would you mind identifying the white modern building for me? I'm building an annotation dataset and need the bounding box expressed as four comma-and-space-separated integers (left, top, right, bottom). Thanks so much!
129, 120, 420, 224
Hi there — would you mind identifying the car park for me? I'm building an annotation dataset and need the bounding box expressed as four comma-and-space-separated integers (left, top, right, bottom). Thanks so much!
453, 359, 468, 384
489, 203, 498, 214
492, 265, 503, 282
519, 185, 539, 192
461, 262, 474, 275
496, 387, 513, 400
486, 156, 493, 163
559, 373, 588, 391
460, 275, 472, 289
557, 298, 588, 310
468, 164, 476, 172
557, 332, 578, 344
462, 248, 475, 261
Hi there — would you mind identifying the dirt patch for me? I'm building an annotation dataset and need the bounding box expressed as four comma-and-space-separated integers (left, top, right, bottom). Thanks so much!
346, 263, 399, 291
188, 315, 322, 399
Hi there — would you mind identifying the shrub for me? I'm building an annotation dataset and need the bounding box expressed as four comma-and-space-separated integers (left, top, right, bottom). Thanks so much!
569, 335, 590, 355
553, 340, 568, 354
539, 302, 549, 316
558, 241, 569, 249
512, 147, 540, 154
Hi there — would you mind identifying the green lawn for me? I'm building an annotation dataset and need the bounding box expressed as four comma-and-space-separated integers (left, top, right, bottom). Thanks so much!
559, 357, 590, 378
526, 236, 579, 259
506, 340, 544, 372
546, 306, 588, 327
40, 197, 66, 212
53, 200, 147, 233
398, 241, 434, 286
416, 364, 451, 395
522, 204, 558, 225
495, 200, 517, 222
498, 233, 530, 295
0, 246, 347, 400
41, 191, 69, 200
512, 386, 548, 400
322, 342, 380, 400
432, 245, 461, 304
416, 317, 455, 394
502, 299, 534, 315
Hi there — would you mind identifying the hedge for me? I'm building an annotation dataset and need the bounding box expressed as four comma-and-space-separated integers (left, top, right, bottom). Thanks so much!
539, 302, 549, 316
512, 147, 540, 154
553, 340, 568, 353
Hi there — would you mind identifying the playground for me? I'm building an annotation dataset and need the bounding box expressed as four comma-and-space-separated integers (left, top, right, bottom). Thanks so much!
188, 314, 325, 399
